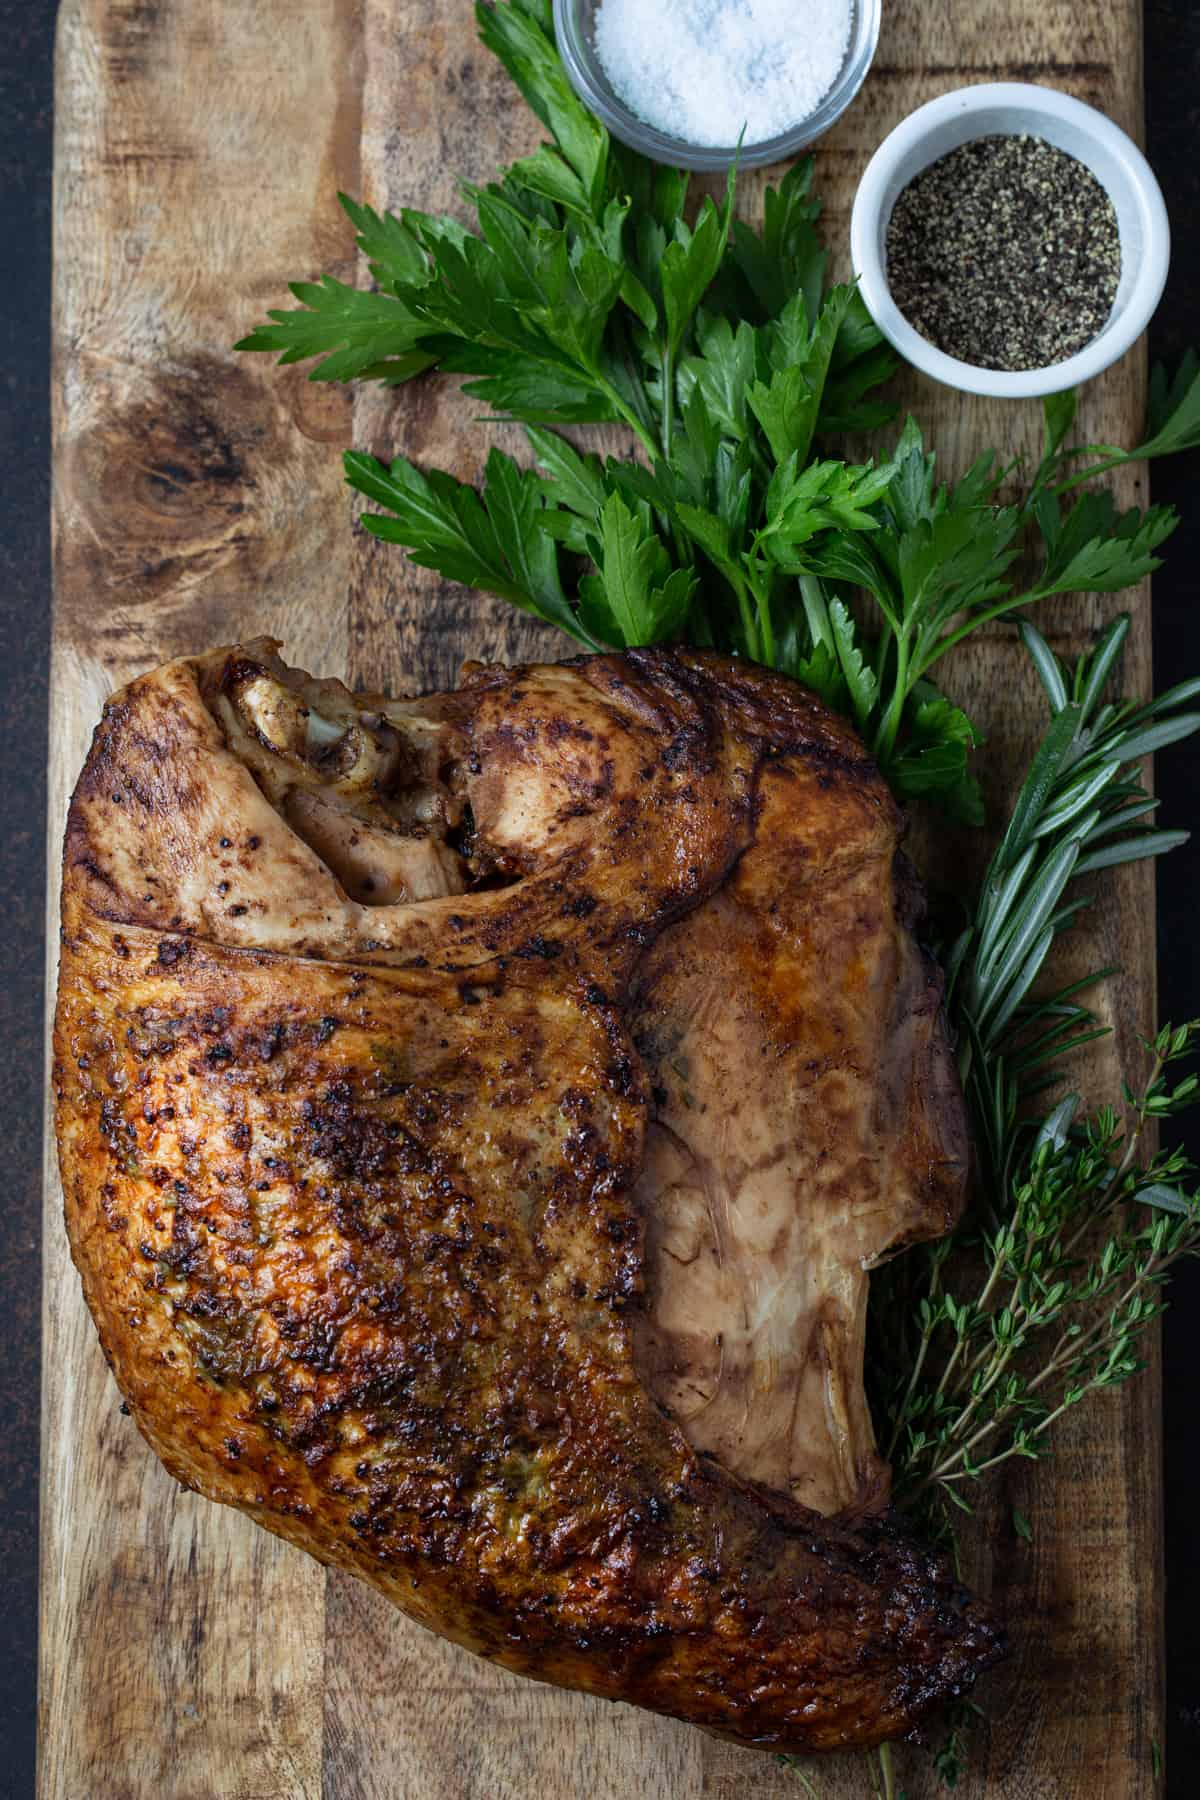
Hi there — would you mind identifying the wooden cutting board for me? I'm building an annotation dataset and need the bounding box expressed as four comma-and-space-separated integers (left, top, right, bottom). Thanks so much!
43, 2, 1163, 1795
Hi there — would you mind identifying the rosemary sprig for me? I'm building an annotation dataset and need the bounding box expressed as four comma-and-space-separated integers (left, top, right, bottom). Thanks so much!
944, 612, 1199, 1199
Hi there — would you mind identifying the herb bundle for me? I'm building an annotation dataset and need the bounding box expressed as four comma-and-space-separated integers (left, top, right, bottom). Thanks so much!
238, 0, 1200, 827
876, 617, 1200, 1519
238, 1, 1200, 1787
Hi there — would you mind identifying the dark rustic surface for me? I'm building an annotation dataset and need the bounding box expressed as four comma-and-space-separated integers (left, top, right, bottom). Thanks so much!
0, 4, 54, 1799
3, 1, 1200, 1796
1145, 2, 1200, 1783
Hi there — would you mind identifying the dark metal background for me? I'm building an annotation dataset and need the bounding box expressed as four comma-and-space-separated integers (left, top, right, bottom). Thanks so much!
1, 4, 1196, 1795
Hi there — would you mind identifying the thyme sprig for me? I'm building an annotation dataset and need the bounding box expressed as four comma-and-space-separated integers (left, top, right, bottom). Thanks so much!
872, 1029, 1200, 1795
885, 1023, 1200, 1509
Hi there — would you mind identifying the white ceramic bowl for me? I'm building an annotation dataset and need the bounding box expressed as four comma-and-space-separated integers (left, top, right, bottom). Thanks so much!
849, 83, 1171, 399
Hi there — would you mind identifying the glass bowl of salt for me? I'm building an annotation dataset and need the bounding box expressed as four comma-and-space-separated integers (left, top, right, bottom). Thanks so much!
553, 0, 881, 171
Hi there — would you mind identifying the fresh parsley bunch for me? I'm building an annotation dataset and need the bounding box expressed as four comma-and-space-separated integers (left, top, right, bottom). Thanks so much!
240, 0, 901, 675
239, 0, 1200, 827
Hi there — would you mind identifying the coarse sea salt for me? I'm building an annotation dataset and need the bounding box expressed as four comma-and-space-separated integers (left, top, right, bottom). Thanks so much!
592, 0, 853, 149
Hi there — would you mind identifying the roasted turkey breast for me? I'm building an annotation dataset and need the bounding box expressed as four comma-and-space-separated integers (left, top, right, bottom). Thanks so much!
54, 641, 1002, 1753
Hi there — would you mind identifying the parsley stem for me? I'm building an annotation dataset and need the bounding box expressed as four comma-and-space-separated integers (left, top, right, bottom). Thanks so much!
872, 633, 910, 765
755, 577, 776, 666
660, 342, 675, 464
1047, 446, 1133, 498
725, 567, 760, 663
595, 375, 661, 465
917, 588, 1060, 677
612, 328, 664, 463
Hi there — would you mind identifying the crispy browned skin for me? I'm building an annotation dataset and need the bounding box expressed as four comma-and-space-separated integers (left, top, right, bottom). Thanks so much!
55, 642, 1002, 1753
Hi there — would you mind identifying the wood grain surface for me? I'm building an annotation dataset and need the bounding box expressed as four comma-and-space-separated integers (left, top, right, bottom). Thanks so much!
44, 1, 1162, 1795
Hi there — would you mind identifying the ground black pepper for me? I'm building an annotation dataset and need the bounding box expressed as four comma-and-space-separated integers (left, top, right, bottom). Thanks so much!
885, 133, 1122, 371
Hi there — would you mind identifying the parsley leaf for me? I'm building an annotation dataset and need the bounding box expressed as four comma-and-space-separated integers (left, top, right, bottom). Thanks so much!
581, 491, 696, 645
233, 279, 436, 384
345, 448, 591, 643
661, 169, 736, 364
1142, 348, 1200, 456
